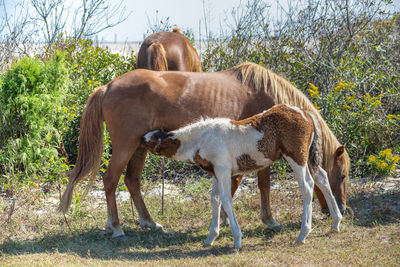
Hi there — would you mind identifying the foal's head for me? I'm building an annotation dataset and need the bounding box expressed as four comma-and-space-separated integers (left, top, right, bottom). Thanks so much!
143, 130, 181, 158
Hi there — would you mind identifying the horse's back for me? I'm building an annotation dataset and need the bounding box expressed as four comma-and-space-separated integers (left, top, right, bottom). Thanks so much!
137, 30, 200, 71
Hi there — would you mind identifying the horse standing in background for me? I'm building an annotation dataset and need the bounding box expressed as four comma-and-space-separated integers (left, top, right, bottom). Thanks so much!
137, 28, 202, 72
59, 62, 350, 240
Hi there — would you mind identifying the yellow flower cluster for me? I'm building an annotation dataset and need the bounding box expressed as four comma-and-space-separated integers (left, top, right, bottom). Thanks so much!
387, 114, 400, 122
363, 93, 383, 108
368, 149, 399, 174
334, 81, 354, 93
307, 83, 319, 98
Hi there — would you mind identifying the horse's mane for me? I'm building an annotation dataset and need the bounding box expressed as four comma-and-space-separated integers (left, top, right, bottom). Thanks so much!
228, 62, 350, 174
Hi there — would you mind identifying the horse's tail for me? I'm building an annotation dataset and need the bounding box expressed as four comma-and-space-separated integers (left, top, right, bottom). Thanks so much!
307, 111, 323, 172
148, 43, 168, 71
59, 85, 107, 213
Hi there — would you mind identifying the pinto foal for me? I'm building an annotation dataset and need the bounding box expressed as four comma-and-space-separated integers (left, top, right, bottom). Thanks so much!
143, 104, 342, 248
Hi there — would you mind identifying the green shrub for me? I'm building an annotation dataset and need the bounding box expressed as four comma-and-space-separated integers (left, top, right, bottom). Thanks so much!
48, 37, 137, 163
0, 53, 70, 185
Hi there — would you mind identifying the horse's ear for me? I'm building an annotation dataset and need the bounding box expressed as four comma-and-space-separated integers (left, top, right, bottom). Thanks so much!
334, 146, 345, 159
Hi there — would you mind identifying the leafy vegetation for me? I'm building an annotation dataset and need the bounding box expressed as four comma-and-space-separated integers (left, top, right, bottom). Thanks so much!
0, 0, 399, 265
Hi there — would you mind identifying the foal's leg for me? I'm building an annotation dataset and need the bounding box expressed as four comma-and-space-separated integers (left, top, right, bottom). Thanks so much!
124, 146, 164, 231
313, 166, 342, 232
257, 167, 280, 230
215, 165, 243, 249
103, 144, 137, 238
220, 175, 242, 226
286, 157, 314, 244
205, 177, 222, 246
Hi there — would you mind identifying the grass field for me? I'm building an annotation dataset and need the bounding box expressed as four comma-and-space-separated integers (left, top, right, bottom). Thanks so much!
1, 172, 399, 266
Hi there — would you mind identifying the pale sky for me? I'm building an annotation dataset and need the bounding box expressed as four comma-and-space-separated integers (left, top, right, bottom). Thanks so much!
2, 0, 400, 42
100, 0, 271, 42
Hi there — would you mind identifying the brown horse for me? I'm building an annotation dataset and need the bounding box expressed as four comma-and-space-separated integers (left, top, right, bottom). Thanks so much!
137, 28, 202, 71
59, 62, 350, 239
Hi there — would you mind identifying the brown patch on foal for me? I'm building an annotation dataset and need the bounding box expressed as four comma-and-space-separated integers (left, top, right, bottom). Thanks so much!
142, 131, 181, 158
193, 150, 215, 176
236, 153, 262, 173
232, 105, 314, 166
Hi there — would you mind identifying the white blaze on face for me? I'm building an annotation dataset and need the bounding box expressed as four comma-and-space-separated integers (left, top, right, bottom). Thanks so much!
144, 130, 160, 142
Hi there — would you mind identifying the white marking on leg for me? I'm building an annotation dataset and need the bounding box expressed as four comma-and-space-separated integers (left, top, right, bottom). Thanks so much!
214, 165, 242, 249
205, 177, 221, 246
314, 166, 342, 231
105, 212, 125, 238
284, 156, 314, 243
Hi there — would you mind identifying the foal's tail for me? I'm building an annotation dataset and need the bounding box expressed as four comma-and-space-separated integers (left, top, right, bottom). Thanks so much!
307, 111, 323, 172
148, 43, 168, 71
59, 86, 107, 213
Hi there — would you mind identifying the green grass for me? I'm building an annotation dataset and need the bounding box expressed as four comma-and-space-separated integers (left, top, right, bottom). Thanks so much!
0, 175, 399, 266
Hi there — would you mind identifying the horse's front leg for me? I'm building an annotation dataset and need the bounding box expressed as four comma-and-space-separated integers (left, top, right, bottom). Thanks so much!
124, 146, 164, 232
215, 165, 242, 249
314, 166, 342, 232
257, 167, 280, 230
285, 157, 314, 244
205, 177, 221, 246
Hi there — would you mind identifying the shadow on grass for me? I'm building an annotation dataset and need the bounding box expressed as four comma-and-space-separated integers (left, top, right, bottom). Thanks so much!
347, 189, 400, 227
0, 223, 279, 260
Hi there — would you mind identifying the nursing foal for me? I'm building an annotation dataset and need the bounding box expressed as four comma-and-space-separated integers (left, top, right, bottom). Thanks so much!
143, 104, 342, 248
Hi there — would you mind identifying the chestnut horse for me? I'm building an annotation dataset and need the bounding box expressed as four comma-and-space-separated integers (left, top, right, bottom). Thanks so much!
137, 28, 202, 72
59, 62, 350, 239
142, 104, 343, 248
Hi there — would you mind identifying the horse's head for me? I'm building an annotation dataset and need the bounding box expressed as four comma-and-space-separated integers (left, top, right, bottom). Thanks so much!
143, 130, 181, 158
326, 146, 350, 215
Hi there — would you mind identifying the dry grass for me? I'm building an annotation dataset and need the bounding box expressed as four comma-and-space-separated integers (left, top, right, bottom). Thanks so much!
0, 175, 399, 266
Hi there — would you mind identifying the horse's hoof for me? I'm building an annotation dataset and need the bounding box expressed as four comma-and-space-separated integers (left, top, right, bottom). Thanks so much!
203, 242, 213, 247
153, 223, 167, 234
330, 228, 340, 233
294, 240, 305, 246
321, 208, 330, 215
265, 220, 281, 232
112, 234, 128, 244
221, 219, 229, 227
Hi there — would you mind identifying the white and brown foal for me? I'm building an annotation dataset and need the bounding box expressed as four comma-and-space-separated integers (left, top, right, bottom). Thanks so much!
143, 104, 342, 249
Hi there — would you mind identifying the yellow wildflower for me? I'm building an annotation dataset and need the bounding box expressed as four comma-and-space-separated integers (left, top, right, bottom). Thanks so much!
334, 81, 354, 93
368, 155, 376, 163
342, 105, 351, 110
389, 164, 395, 171
379, 149, 392, 158
308, 83, 320, 98
371, 99, 382, 108
347, 95, 356, 102
387, 114, 400, 121
392, 155, 400, 163
314, 102, 320, 110
377, 160, 388, 169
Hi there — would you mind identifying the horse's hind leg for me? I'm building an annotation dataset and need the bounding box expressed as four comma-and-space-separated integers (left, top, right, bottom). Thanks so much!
215, 165, 242, 249
314, 166, 342, 232
205, 177, 221, 246
220, 175, 242, 226
124, 146, 164, 231
103, 144, 137, 238
257, 167, 280, 230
